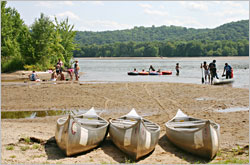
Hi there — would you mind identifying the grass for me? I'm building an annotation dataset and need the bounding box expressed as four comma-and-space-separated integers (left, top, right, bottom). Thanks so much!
20, 146, 29, 151
6, 145, 15, 150
32, 144, 40, 149
10, 155, 16, 159
124, 157, 135, 164
32, 154, 46, 159
210, 158, 249, 164
23, 137, 31, 143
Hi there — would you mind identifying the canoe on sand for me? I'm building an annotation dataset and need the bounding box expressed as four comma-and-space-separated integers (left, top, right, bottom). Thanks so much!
165, 109, 220, 159
109, 108, 160, 160
55, 107, 109, 156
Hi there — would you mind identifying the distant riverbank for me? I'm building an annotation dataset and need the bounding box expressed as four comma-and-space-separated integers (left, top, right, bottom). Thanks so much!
74, 56, 249, 60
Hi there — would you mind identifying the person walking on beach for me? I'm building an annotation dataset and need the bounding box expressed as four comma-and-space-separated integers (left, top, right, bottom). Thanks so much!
209, 60, 219, 84
201, 61, 210, 83
74, 60, 80, 81
175, 63, 180, 76
222, 63, 232, 79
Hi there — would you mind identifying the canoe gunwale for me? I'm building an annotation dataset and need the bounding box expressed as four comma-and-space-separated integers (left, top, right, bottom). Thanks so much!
71, 115, 109, 131
110, 118, 160, 133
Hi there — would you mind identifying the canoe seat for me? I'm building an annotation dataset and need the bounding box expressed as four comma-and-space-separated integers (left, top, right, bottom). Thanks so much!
76, 119, 107, 126
173, 127, 199, 131
167, 122, 205, 127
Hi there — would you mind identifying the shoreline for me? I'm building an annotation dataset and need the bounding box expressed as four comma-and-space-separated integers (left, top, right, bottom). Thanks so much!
1, 80, 249, 164
74, 56, 249, 60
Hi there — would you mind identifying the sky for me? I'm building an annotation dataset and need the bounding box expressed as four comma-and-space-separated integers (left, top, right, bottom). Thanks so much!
6, 1, 249, 32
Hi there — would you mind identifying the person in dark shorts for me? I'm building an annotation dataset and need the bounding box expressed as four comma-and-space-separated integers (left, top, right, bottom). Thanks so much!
209, 60, 219, 84
74, 60, 80, 81
175, 63, 180, 76
222, 63, 232, 79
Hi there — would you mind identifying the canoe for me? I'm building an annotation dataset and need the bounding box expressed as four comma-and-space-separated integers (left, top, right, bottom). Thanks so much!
139, 71, 149, 75
162, 71, 172, 75
128, 72, 139, 76
149, 71, 162, 75
109, 109, 160, 160
165, 109, 220, 159
55, 107, 109, 156
213, 78, 234, 85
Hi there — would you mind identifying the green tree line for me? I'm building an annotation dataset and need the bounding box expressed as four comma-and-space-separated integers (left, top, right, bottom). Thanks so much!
75, 20, 249, 45
1, 1, 77, 72
74, 40, 249, 58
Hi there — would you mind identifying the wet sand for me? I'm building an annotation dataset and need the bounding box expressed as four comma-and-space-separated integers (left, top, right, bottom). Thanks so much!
1, 77, 249, 164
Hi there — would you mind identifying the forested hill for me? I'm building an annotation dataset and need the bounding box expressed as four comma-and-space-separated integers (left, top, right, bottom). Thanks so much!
75, 20, 249, 45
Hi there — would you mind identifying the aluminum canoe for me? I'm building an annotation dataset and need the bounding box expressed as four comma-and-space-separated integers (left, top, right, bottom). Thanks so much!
165, 109, 220, 159
213, 78, 234, 85
109, 108, 160, 160
55, 107, 109, 156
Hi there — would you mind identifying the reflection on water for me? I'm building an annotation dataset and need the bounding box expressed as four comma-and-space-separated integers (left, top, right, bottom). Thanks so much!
76, 57, 249, 88
1, 109, 106, 119
215, 107, 249, 113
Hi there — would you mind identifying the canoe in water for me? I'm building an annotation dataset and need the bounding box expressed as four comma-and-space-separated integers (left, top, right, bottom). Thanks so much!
162, 71, 172, 75
165, 109, 220, 159
55, 107, 109, 156
138, 71, 149, 75
128, 72, 139, 76
213, 78, 234, 85
109, 109, 160, 160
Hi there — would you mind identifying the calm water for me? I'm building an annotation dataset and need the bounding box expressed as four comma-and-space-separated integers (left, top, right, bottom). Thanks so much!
76, 57, 249, 88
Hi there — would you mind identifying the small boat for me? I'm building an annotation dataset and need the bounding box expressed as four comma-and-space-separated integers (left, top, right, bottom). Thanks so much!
55, 107, 109, 156
149, 71, 162, 75
213, 78, 234, 85
165, 109, 220, 159
162, 71, 172, 75
139, 71, 149, 75
109, 109, 160, 160
128, 71, 139, 76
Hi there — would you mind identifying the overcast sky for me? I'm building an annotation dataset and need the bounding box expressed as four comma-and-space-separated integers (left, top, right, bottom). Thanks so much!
6, 1, 249, 32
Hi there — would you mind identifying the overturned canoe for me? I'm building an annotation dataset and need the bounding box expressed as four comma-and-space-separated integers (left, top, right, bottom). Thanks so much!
165, 109, 220, 159
213, 78, 234, 85
55, 107, 109, 156
109, 109, 160, 160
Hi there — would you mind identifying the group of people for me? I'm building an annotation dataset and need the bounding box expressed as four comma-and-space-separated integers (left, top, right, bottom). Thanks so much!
201, 60, 233, 84
29, 59, 80, 82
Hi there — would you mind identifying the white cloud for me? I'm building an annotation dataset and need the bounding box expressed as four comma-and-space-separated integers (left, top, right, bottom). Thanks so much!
179, 1, 208, 11
144, 9, 168, 16
79, 20, 132, 31
91, 1, 104, 6
210, 8, 248, 17
35, 2, 55, 8
55, 11, 80, 21
138, 3, 152, 9
62, 1, 74, 6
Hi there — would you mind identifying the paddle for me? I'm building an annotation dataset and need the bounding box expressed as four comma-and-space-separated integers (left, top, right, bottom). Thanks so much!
201, 63, 204, 84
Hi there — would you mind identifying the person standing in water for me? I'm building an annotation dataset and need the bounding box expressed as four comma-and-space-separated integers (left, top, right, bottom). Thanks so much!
74, 60, 80, 81
201, 61, 210, 83
175, 63, 180, 76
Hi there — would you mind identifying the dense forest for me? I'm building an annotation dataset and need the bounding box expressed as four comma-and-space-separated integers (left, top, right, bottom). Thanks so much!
75, 20, 249, 44
74, 20, 249, 58
1, 1, 77, 72
1, 1, 249, 72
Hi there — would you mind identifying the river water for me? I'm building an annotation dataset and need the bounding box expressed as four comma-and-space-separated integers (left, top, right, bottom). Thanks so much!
76, 57, 249, 88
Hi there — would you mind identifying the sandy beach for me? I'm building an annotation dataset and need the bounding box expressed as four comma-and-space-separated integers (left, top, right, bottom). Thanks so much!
1, 74, 249, 164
